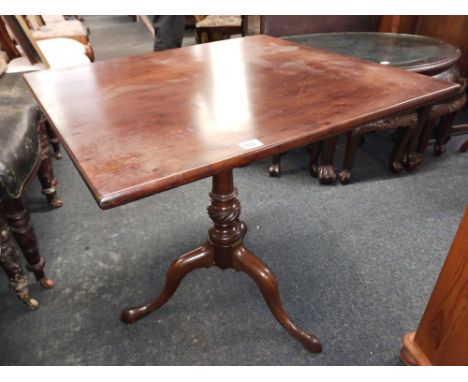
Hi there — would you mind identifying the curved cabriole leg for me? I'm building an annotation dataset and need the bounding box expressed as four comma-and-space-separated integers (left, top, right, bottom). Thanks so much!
44, 120, 62, 159
269, 154, 283, 177
339, 131, 362, 184
207, 171, 321, 352
317, 136, 338, 185
3, 197, 54, 289
390, 126, 414, 174
121, 245, 215, 323
37, 116, 63, 208
232, 245, 322, 353
0, 205, 39, 309
459, 139, 468, 153
404, 106, 432, 172
307, 142, 321, 178
433, 113, 457, 156
121, 169, 321, 352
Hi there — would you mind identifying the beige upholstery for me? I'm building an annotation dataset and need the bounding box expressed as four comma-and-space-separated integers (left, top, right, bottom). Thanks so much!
41, 15, 66, 24
0, 50, 9, 63
32, 20, 87, 40
196, 15, 241, 28
0, 56, 6, 76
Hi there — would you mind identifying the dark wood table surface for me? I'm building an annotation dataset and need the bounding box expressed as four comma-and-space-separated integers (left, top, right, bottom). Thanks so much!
24, 35, 458, 209
268, 32, 465, 183
23, 35, 459, 353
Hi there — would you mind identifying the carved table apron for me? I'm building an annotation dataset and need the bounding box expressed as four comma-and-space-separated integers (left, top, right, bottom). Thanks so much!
23, 35, 459, 352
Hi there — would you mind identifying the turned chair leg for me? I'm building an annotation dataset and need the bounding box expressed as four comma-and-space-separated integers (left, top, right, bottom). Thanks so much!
404, 106, 432, 172
307, 142, 321, 178
44, 120, 62, 159
338, 131, 362, 184
37, 115, 63, 208
316, 136, 338, 185
3, 196, 54, 289
0, 204, 39, 309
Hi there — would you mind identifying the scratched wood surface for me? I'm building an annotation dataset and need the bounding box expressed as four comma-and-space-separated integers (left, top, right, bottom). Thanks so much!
24, 35, 459, 209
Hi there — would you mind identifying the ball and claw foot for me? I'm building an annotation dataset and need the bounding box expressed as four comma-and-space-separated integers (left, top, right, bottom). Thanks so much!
309, 164, 318, 178
39, 277, 55, 289
390, 160, 404, 174
403, 153, 423, 172
433, 144, 446, 156
268, 162, 281, 177
318, 165, 337, 185
338, 170, 351, 184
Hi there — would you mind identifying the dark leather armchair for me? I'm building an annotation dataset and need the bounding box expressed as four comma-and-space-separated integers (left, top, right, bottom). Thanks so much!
0, 73, 62, 309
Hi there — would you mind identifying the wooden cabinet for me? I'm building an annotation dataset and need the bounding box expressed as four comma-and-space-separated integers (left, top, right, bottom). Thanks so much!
401, 208, 468, 365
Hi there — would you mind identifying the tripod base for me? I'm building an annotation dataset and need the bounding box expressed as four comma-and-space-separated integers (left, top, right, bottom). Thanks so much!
121, 170, 322, 353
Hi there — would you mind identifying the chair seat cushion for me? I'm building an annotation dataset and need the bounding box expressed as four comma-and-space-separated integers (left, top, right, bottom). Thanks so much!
32, 20, 87, 40
37, 38, 91, 68
0, 74, 40, 200
0, 106, 40, 200
41, 15, 66, 24
196, 15, 242, 28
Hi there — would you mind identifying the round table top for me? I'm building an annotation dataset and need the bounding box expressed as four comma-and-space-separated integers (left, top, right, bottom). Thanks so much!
283, 32, 461, 74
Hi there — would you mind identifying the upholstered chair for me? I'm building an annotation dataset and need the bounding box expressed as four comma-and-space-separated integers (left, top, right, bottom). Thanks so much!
195, 15, 243, 43
0, 73, 62, 308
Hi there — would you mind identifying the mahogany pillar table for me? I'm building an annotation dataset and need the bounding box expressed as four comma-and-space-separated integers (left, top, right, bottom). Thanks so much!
23, 35, 458, 352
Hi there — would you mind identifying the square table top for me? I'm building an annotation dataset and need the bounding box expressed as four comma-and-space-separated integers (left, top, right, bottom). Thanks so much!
24, 35, 459, 209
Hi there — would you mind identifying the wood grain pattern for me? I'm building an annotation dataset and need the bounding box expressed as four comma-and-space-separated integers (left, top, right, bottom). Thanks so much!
23, 35, 459, 209
401, 207, 468, 365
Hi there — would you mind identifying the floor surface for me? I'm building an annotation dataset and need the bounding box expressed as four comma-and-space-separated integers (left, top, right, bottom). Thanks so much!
0, 16, 467, 365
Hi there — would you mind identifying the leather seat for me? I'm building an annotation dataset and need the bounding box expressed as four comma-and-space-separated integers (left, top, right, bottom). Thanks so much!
0, 105, 40, 200
0, 73, 40, 200
0, 72, 57, 308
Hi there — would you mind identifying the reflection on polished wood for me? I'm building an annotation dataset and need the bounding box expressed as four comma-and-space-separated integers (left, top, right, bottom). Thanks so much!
24, 35, 460, 351
24, 35, 459, 209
